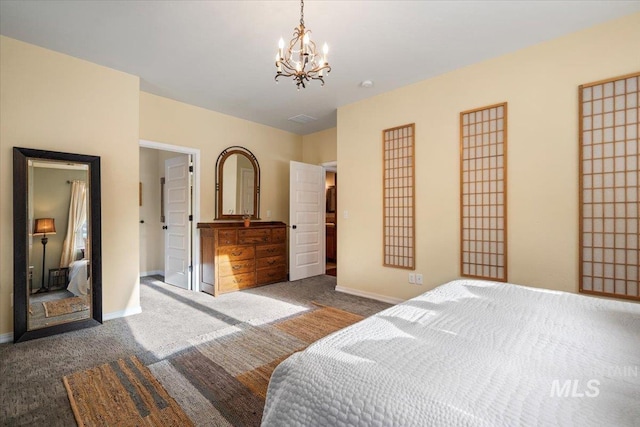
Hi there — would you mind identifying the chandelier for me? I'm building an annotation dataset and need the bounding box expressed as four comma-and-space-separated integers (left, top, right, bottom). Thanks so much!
275, 0, 331, 89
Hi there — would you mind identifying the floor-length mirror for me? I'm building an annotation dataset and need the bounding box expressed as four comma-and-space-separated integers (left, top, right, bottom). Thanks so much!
13, 147, 102, 342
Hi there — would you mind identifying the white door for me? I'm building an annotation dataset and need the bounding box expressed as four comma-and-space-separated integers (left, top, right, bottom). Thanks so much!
240, 167, 254, 215
164, 155, 191, 289
289, 161, 325, 281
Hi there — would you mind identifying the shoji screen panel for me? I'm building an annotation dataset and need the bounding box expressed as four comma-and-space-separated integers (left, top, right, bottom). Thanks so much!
383, 124, 415, 269
460, 103, 508, 282
580, 72, 639, 301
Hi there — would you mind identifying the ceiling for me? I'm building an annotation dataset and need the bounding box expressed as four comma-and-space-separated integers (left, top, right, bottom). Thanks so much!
1, 1, 639, 135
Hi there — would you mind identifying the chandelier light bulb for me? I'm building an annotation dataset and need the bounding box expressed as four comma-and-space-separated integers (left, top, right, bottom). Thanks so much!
323, 43, 328, 63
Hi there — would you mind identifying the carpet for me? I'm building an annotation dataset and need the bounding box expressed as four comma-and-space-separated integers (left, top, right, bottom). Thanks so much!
63, 355, 193, 427
43, 295, 89, 318
63, 304, 363, 426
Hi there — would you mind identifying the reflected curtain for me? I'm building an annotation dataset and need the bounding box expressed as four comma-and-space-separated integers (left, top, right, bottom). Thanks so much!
60, 181, 87, 267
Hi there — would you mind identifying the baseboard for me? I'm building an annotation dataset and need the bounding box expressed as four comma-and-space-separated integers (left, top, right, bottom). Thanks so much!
140, 270, 163, 277
0, 332, 14, 344
103, 306, 142, 321
335, 285, 404, 305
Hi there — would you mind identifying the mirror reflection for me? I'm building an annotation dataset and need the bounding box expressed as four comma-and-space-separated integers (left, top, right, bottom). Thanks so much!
221, 153, 255, 216
28, 160, 91, 330
215, 146, 260, 220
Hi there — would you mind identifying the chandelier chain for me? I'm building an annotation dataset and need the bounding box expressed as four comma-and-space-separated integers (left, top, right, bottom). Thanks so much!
300, 0, 304, 26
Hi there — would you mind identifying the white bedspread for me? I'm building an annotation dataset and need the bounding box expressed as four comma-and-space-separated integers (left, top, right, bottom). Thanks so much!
66, 259, 89, 296
262, 279, 640, 426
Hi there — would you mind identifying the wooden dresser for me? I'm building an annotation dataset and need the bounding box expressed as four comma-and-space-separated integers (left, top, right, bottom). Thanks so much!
198, 221, 287, 296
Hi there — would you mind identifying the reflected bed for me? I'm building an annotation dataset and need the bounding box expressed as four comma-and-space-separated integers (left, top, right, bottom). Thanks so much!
67, 259, 89, 296
262, 279, 640, 426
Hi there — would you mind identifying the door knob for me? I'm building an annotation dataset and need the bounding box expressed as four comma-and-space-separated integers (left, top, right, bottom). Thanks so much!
291, 225, 297, 229
162, 225, 168, 230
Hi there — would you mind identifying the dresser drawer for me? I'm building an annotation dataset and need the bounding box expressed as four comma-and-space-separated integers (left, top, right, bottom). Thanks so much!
256, 243, 285, 258
256, 255, 285, 269
238, 229, 271, 244
218, 272, 256, 292
218, 259, 255, 277
257, 265, 286, 284
217, 246, 255, 261
217, 229, 237, 246
272, 227, 286, 243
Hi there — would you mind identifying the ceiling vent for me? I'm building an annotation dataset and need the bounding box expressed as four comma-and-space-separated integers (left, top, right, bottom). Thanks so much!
288, 114, 317, 124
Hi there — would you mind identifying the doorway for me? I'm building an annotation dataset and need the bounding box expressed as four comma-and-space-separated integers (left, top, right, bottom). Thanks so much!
323, 162, 337, 277
139, 140, 201, 291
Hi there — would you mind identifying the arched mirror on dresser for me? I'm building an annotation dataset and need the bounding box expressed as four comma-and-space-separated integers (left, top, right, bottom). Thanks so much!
215, 146, 260, 220
13, 147, 102, 343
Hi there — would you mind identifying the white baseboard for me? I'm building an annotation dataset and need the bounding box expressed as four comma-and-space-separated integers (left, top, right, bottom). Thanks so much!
335, 285, 404, 305
0, 332, 14, 344
140, 270, 163, 277
103, 305, 142, 321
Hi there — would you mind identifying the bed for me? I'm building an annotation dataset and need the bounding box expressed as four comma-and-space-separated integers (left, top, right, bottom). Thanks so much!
262, 279, 640, 426
66, 259, 89, 296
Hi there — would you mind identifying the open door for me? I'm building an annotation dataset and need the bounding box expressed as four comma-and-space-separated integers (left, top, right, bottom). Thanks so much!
289, 161, 325, 281
164, 155, 191, 289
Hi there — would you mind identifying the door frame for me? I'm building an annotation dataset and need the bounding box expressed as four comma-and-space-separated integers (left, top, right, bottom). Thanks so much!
139, 139, 201, 291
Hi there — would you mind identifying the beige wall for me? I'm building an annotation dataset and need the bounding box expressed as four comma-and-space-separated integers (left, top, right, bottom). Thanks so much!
302, 127, 337, 165
1, 36, 141, 336
337, 13, 640, 301
139, 92, 303, 223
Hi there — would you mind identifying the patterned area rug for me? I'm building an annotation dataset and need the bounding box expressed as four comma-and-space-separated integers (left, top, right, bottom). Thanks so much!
63, 304, 363, 426
63, 355, 193, 427
43, 295, 89, 318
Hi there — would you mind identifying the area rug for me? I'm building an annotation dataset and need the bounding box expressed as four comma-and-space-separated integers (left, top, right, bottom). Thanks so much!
63, 305, 363, 426
43, 295, 89, 318
63, 355, 193, 427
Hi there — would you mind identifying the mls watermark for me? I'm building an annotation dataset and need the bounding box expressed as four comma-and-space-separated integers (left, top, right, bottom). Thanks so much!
549, 366, 638, 398
550, 379, 600, 398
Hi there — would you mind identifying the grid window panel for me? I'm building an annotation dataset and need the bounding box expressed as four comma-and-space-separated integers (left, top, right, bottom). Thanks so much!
383, 124, 415, 269
460, 103, 508, 282
580, 72, 640, 301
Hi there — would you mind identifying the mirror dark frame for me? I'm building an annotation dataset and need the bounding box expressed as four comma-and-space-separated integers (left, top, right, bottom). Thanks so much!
13, 147, 103, 343
215, 146, 260, 220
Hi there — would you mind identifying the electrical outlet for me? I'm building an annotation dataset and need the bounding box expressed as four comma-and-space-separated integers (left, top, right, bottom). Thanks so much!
416, 274, 424, 285
408, 273, 415, 284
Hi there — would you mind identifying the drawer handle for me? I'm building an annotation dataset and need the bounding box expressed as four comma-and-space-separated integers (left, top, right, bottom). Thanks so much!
231, 251, 243, 256
232, 265, 242, 270
267, 260, 276, 265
